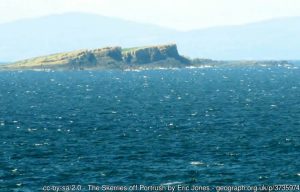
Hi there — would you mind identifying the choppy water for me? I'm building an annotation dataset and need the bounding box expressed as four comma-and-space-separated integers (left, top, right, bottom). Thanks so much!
0, 66, 300, 191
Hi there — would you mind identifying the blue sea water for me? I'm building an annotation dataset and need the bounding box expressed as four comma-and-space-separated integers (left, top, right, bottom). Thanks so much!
0, 66, 299, 191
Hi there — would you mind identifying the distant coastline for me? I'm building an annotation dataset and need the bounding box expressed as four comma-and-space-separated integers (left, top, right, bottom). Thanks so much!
0, 44, 294, 71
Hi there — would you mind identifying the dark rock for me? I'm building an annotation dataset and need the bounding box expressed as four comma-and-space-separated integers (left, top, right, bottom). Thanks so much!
69, 51, 97, 70
92, 47, 122, 61
122, 44, 190, 65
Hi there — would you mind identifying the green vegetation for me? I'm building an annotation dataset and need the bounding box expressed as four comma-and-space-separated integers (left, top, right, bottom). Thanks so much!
121, 44, 168, 53
121, 47, 141, 53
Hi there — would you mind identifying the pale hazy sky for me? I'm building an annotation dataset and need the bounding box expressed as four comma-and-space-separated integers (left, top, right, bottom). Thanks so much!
1, 0, 300, 30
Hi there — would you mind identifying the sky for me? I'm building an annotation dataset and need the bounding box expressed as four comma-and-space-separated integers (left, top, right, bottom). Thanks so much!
1, 0, 300, 31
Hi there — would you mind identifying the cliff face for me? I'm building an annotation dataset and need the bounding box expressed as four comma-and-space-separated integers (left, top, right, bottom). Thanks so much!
92, 47, 123, 61
6, 44, 190, 70
122, 44, 190, 64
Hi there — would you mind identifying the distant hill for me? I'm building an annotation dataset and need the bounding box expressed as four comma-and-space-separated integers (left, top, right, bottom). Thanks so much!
0, 13, 175, 61
0, 13, 299, 61
179, 17, 300, 60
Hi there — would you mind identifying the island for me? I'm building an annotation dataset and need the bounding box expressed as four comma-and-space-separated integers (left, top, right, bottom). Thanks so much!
0, 44, 292, 70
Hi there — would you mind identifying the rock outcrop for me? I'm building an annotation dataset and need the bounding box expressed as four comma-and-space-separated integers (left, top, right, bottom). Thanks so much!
122, 44, 190, 64
5, 44, 190, 70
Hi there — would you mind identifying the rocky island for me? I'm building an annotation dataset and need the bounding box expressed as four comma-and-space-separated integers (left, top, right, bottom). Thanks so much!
2, 44, 193, 70
0, 44, 292, 70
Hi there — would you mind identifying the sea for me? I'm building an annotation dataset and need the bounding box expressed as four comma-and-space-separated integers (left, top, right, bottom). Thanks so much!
0, 66, 299, 191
